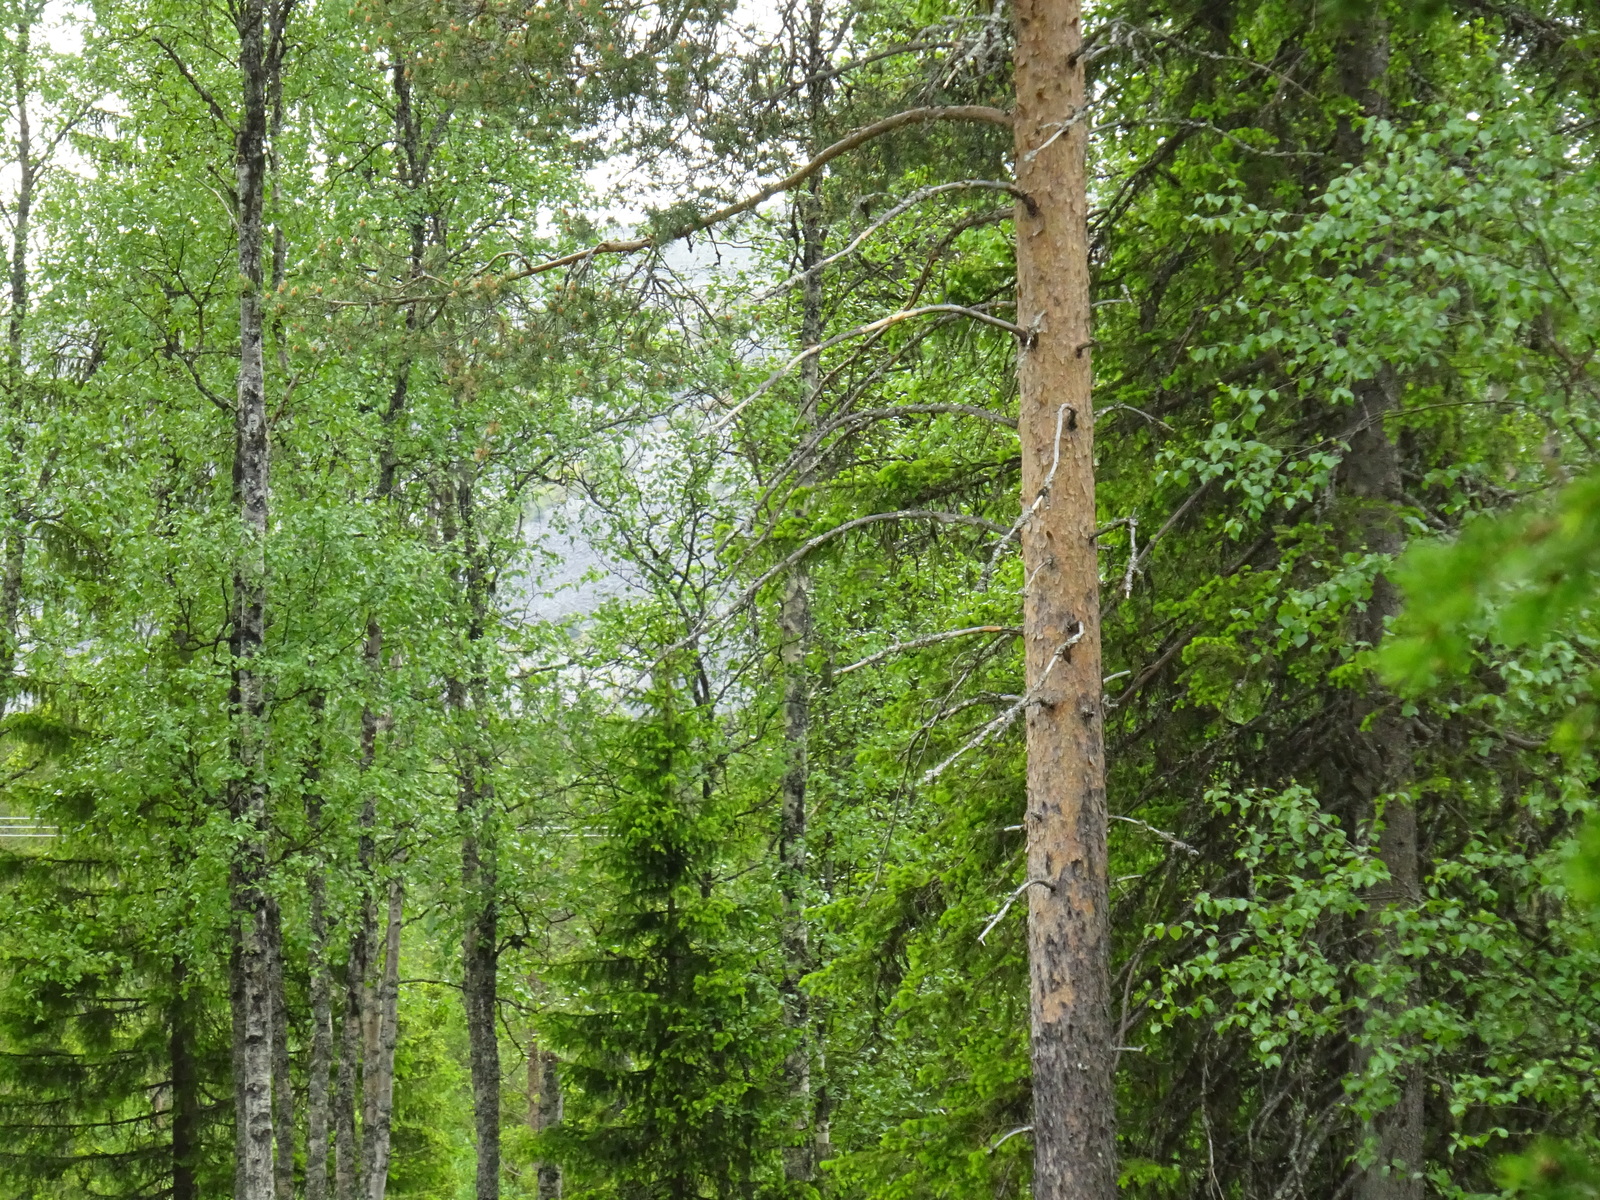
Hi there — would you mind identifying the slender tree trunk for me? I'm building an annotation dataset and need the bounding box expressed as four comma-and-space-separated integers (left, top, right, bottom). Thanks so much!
528, 1033, 563, 1200
333, 896, 369, 1200
0, 11, 35, 720
1345, 374, 1422, 1200
780, 10, 831, 1180
462, 762, 501, 1200
267, 898, 296, 1200
447, 468, 501, 1200
778, 174, 825, 1194
1011, 0, 1116, 1197
303, 690, 334, 1200
360, 879, 403, 1200
171, 956, 200, 1200
307, 864, 334, 1200
229, 3, 280, 1196
1327, 18, 1425, 1196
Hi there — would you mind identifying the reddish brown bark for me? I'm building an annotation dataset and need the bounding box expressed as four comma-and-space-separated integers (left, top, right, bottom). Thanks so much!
1011, 0, 1116, 1196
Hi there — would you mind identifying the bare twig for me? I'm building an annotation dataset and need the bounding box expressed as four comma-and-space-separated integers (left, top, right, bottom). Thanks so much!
988, 1125, 1035, 1153
978, 880, 1054, 944
1110, 813, 1199, 857
982, 403, 1070, 585
920, 631, 1080, 785
151, 36, 235, 133
835, 626, 1022, 677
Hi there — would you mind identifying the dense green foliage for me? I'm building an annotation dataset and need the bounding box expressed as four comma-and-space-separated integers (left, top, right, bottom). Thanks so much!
3, 1, 1600, 1199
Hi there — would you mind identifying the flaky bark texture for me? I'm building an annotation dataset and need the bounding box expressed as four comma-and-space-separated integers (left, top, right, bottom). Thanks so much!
229, 3, 280, 1196
1012, 0, 1116, 1196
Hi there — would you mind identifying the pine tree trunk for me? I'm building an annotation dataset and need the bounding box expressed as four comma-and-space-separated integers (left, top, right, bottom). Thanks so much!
171, 956, 200, 1200
1011, 0, 1116, 1197
362, 879, 404, 1200
230, 2, 277, 1195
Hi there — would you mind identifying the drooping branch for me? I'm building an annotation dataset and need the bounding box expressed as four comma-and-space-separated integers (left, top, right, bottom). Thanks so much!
333, 106, 1014, 308
510, 107, 1011, 279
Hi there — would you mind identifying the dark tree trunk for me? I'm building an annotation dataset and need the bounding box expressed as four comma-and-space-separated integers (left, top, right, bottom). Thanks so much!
778, 158, 825, 1200
1011, 0, 1116, 1197
1326, 17, 1425, 1197
171, 956, 200, 1200
462, 771, 501, 1200
1344, 375, 1422, 1200
448, 468, 501, 1200
333, 898, 369, 1200
305, 690, 334, 1200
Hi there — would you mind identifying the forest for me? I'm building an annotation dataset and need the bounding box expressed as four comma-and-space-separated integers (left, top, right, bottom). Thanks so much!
1, 0, 1599, 1197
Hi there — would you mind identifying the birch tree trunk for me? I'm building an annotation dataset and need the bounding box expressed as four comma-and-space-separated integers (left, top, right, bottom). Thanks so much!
362, 879, 404, 1200
307, 863, 334, 1200
266, 897, 296, 1200
333, 891, 369, 1200
229, 3, 282, 1196
779, 9, 832, 1181
0, 7, 36, 718
1011, 0, 1116, 1196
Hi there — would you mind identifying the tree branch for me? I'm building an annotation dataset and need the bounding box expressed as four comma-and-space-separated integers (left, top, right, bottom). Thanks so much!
500, 106, 1012, 283
150, 36, 234, 134
835, 625, 1022, 677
